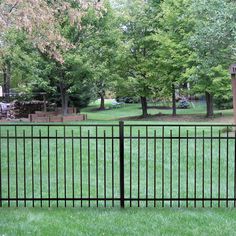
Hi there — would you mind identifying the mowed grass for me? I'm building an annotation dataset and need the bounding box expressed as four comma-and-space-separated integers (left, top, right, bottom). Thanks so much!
1, 123, 236, 235
0, 124, 235, 207
81, 100, 207, 120
81, 100, 234, 120
1, 208, 236, 235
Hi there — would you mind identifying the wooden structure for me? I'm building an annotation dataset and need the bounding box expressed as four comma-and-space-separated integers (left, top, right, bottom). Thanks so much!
230, 64, 236, 124
28, 108, 87, 122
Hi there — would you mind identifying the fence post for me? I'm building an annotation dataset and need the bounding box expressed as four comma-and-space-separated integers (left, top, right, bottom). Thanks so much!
119, 121, 125, 208
235, 129, 236, 208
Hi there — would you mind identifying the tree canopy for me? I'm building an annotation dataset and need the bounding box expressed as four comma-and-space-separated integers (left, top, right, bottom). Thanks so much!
0, 0, 235, 117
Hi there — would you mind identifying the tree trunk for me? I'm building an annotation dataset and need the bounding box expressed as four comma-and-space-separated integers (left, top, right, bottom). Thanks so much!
43, 94, 47, 112
172, 84, 177, 116
3, 62, 11, 102
60, 84, 69, 115
141, 96, 148, 117
205, 91, 214, 117
61, 93, 69, 115
99, 94, 105, 110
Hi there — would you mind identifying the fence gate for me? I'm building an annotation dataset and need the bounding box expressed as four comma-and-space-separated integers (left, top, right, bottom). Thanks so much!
0, 122, 235, 207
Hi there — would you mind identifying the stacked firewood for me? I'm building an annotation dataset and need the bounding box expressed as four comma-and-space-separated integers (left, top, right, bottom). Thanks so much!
10, 101, 46, 118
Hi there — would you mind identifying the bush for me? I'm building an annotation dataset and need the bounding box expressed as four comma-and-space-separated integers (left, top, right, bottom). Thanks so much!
116, 97, 139, 104
214, 96, 233, 110
178, 99, 190, 109
221, 126, 233, 134
70, 93, 92, 109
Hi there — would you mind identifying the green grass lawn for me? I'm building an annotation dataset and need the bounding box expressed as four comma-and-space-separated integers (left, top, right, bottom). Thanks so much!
81, 101, 206, 120
0, 100, 236, 235
1, 208, 236, 235
81, 100, 234, 121
0, 122, 236, 235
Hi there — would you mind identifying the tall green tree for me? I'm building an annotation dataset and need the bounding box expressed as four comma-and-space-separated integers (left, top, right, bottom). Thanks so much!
154, 0, 194, 116
115, 0, 161, 117
0, 30, 42, 101
80, 0, 122, 110
188, 0, 236, 117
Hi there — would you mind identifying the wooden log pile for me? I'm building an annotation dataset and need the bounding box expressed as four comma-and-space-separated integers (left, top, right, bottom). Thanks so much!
10, 101, 46, 118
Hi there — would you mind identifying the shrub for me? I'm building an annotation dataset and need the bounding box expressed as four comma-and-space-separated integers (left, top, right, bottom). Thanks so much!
221, 126, 233, 133
214, 96, 233, 110
116, 97, 139, 104
178, 99, 190, 109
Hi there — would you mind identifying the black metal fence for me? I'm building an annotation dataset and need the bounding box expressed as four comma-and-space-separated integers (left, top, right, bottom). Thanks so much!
0, 122, 236, 208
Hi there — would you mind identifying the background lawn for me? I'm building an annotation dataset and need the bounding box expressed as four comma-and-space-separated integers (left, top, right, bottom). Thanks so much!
81, 100, 234, 122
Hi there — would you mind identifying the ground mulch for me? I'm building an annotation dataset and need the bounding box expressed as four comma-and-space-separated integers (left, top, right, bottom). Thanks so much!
122, 114, 234, 123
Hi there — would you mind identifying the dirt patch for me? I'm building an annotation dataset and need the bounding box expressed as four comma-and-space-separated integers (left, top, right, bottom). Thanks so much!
89, 107, 111, 112
121, 114, 234, 123
146, 106, 172, 110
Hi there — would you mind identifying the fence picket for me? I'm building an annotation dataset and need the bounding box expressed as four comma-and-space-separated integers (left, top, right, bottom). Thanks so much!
0, 123, 234, 208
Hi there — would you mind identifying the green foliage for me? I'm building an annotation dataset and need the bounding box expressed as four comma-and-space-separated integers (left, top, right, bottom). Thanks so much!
0, 30, 41, 89
79, 0, 122, 101
30, 51, 94, 108
155, 0, 194, 92
214, 96, 233, 110
114, 0, 161, 100
188, 0, 236, 96
0, 0, 235, 115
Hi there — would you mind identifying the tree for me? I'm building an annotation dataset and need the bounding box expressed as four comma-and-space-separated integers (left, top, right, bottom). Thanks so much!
80, 0, 122, 110
115, 0, 161, 117
154, 0, 194, 116
0, 0, 103, 63
0, 30, 42, 101
0, 0, 103, 113
23, 48, 94, 114
188, 0, 236, 117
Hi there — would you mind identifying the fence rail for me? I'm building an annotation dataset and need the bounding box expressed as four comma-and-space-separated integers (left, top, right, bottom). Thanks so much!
0, 122, 235, 208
